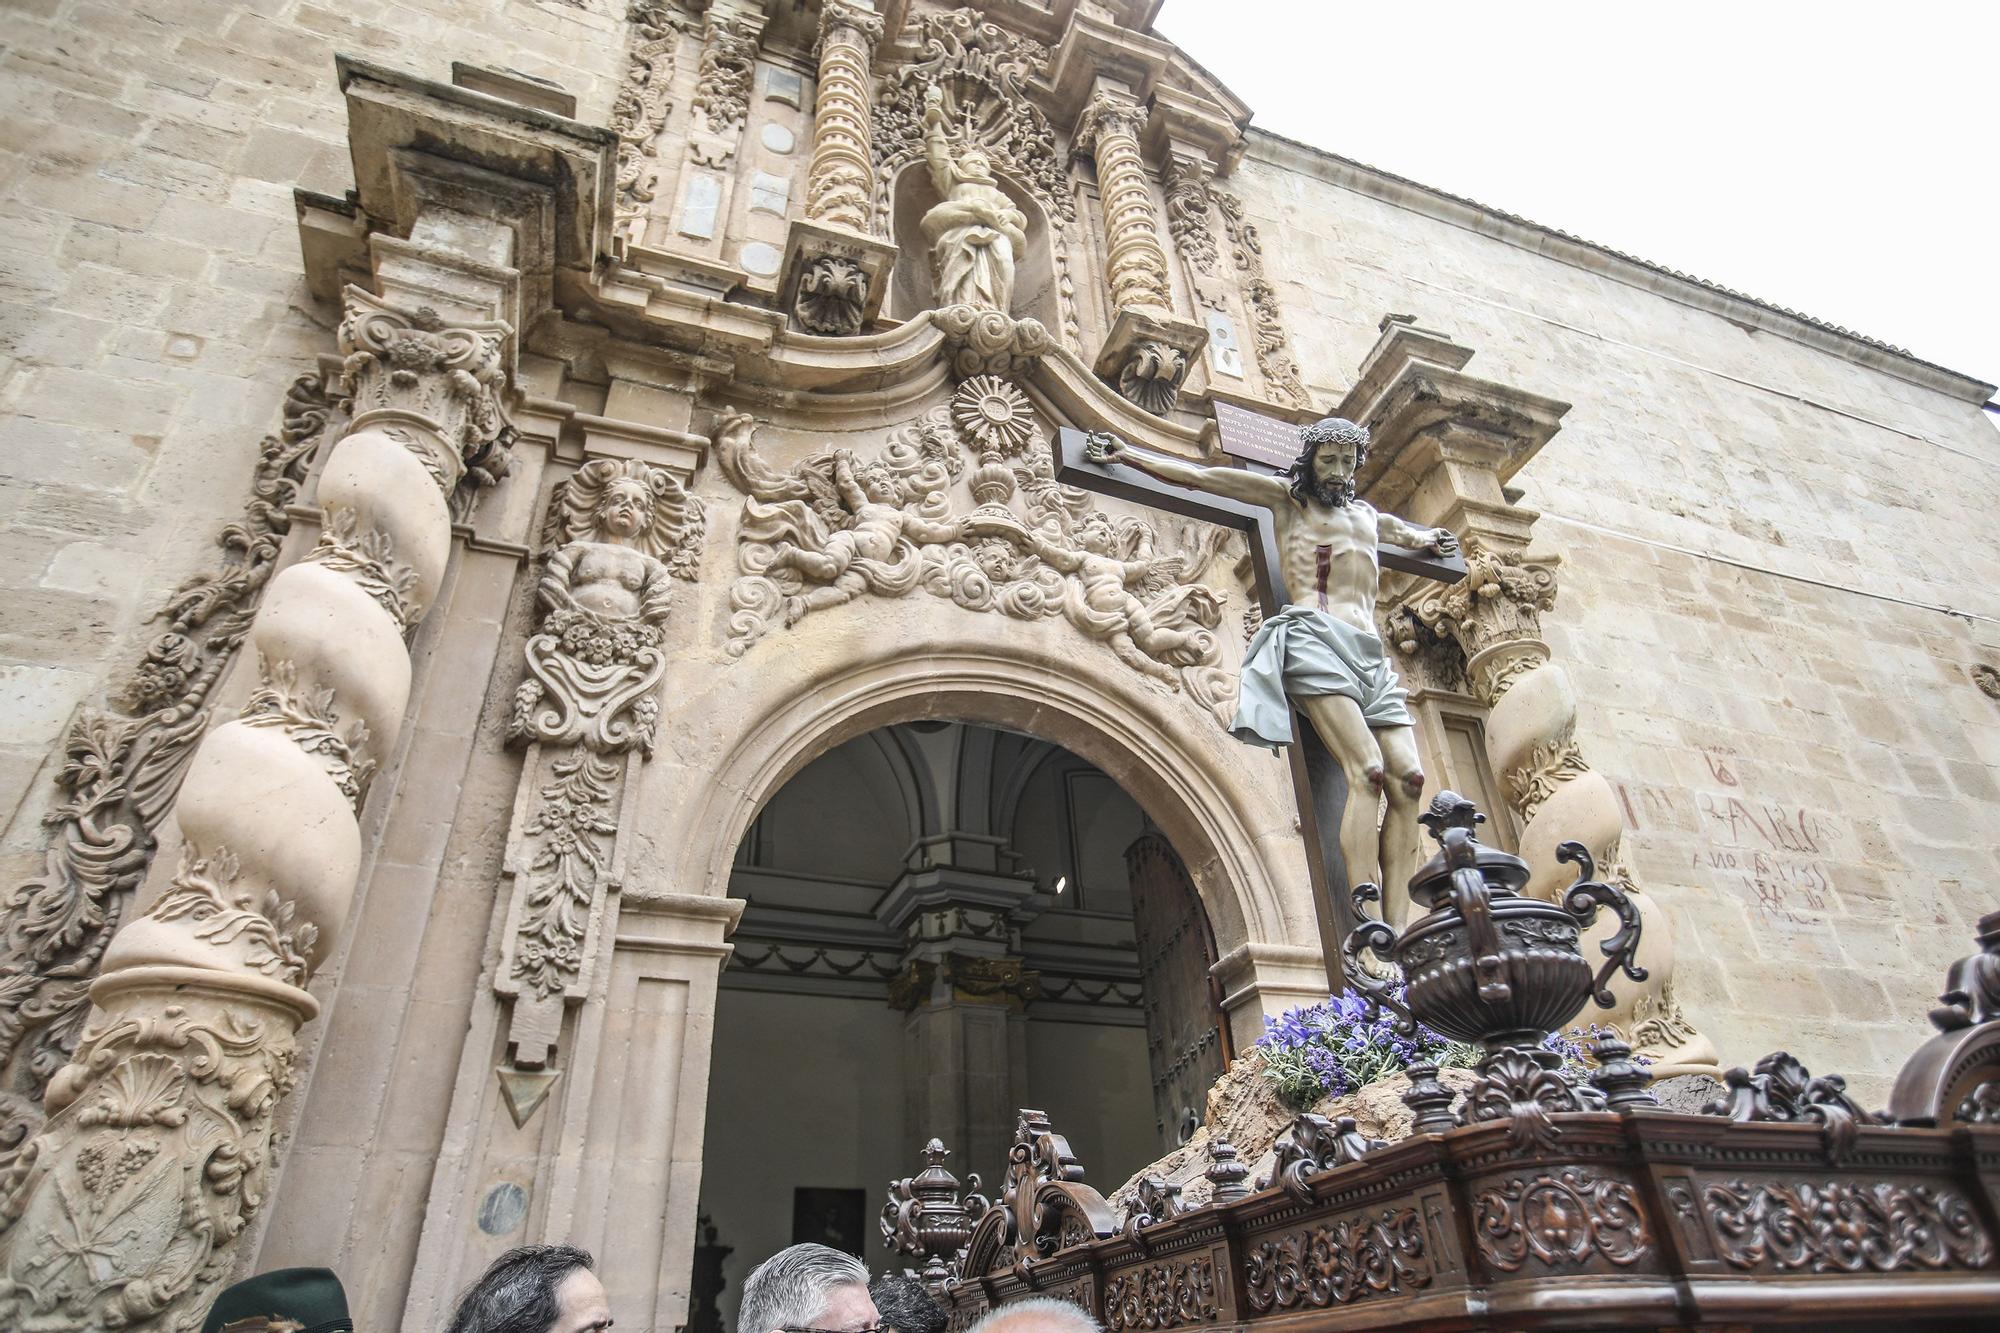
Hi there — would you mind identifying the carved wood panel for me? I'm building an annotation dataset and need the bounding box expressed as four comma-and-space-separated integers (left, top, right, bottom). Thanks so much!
1126, 832, 1229, 1151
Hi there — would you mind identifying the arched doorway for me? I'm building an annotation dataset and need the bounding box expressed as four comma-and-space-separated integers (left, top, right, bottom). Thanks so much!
693, 720, 1229, 1333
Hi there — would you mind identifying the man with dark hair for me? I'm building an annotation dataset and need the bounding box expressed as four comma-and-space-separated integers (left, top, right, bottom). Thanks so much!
443, 1244, 612, 1333
870, 1275, 946, 1333
1087, 418, 1458, 917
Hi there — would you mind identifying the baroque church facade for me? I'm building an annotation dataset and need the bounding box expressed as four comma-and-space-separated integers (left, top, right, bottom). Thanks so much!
0, 2, 1995, 1330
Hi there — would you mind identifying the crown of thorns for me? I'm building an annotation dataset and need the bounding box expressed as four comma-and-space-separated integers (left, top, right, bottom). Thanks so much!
1298, 417, 1370, 450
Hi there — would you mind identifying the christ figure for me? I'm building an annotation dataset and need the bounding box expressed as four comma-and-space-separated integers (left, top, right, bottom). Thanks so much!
1088, 418, 1458, 918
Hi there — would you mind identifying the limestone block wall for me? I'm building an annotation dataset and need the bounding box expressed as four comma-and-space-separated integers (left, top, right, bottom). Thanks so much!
1233, 137, 2000, 1101
0, 0, 625, 857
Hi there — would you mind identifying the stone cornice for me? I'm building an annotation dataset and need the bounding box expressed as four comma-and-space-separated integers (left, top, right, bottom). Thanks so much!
1244, 128, 1997, 404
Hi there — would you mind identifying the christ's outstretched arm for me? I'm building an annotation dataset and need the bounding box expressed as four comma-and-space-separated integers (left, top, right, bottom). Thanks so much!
1087, 436, 1288, 509
1377, 507, 1458, 555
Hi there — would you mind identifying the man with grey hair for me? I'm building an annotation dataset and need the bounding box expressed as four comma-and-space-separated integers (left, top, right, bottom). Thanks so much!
738, 1243, 877, 1333
966, 1296, 1100, 1333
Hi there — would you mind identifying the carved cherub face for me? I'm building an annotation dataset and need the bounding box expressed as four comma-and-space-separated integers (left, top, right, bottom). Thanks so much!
857, 462, 899, 504
597, 478, 655, 540
1076, 513, 1116, 555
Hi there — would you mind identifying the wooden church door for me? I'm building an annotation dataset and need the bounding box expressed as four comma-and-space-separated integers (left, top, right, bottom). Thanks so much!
1125, 830, 1232, 1150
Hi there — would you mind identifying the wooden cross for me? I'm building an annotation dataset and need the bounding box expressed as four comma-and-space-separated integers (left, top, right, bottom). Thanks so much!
1052, 425, 1468, 988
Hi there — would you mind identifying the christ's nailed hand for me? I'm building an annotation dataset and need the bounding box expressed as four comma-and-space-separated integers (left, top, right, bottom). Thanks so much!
1430, 528, 1460, 555
1084, 432, 1125, 465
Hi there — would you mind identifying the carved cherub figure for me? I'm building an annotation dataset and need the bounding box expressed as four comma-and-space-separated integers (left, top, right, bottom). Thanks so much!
716, 412, 963, 637
1005, 510, 1213, 686
510, 458, 702, 753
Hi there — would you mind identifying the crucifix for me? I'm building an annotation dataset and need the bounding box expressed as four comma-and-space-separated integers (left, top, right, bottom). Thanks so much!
1053, 418, 1467, 986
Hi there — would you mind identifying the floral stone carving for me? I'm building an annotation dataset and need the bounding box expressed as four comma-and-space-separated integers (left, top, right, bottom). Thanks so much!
716, 400, 1234, 718
0, 374, 331, 1163
612, 3, 694, 242
498, 458, 703, 1074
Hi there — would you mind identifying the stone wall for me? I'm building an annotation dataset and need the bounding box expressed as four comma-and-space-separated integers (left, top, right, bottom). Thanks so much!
0, 0, 625, 857
1234, 137, 2000, 1101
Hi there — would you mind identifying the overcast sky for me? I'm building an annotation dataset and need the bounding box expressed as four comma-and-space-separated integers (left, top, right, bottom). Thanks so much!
1156, 2, 1999, 394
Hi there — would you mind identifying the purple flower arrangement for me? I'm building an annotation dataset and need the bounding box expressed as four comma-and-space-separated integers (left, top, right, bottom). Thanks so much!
1253, 989, 1633, 1109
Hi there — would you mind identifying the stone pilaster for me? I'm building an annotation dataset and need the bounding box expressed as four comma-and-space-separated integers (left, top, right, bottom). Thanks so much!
1077, 86, 1206, 417
0, 287, 511, 1332
781, 1, 897, 335
1354, 319, 1720, 1078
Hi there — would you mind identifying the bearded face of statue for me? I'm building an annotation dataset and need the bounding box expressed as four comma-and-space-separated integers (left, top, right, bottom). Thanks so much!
598, 479, 654, 541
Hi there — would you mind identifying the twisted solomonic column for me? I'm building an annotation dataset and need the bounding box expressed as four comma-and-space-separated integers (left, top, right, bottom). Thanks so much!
805, 0, 885, 232
0, 287, 510, 1331
1076, 90, 1171, 316
1394, 537, 1721, 1077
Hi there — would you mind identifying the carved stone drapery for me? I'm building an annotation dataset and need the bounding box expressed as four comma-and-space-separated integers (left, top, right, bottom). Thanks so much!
0, 287, 510, 1332
805, 1, 885, 233
613, 3, 694, 243
497, 458, 702, 1073
0, 375, 332, 1165
714, 404, 1233, 718
1076, 91, 1171, 317
1393, 534, 1718, 1077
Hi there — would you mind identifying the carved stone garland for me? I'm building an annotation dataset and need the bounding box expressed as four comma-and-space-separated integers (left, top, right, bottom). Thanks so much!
714, 396, 1233, 718
497, 459, 703, 1074
613, 2, 694, 243
0, 287, 509, 1332
1394, 536, 1719, 1077
0, 375, 331, 1166
1212, 190, 1310, 409
872, 7, 1072, 228
687, 7, 762, 170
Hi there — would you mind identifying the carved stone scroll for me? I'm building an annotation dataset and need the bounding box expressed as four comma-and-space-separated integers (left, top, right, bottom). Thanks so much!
497, 458, 703, 1072
0, 374, 332, 1164
0, 287, 510, 1331
1213, 190, 1309, 409
687, 7, 762, 169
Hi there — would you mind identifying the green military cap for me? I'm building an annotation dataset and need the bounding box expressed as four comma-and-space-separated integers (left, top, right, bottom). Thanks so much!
201, 1267, 354, 1333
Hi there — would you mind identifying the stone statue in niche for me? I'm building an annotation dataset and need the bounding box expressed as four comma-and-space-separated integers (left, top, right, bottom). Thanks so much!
920, 86, 1028, 313
1088, 419, 1458, 915
509, 458, 703, 756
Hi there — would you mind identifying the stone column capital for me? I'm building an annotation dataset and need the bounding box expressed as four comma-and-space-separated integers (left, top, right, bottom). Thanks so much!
819, 0, 885, 50
1074, 86, 1148, 157
335, 287, 513, 495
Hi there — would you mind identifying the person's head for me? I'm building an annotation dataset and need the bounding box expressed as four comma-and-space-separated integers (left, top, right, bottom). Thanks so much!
869, 1276, 946, 1333
1287, 417, 1370, 508
443, 1244, 609, 1333
965, 1296, 1100, 1333
597, 476, 655, 540
738, 1243, 874, 1333
201, 1267, 352, 1333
